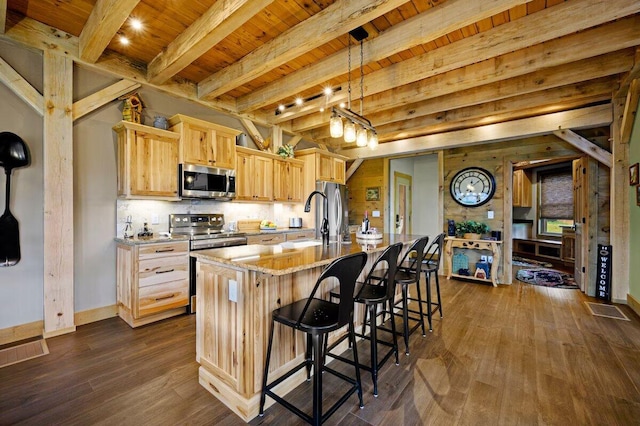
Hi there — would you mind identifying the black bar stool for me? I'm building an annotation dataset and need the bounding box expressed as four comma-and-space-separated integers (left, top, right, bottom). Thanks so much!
380, 236, 429, 355
259, 251, 368, 426
418, 233, 445, 331
325, 242, 403, 397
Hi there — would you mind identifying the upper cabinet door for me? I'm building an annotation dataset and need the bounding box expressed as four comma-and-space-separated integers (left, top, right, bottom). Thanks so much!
182, 122, 214, 166
169, 114, 240, 168
114, 121, 180, 200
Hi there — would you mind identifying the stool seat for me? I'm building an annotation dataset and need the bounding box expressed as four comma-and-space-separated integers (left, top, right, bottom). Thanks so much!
274, 298, 340, 332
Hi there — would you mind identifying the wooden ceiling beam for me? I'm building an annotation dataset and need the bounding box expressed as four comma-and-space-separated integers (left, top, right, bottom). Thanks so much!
293, 50, 633, 133
613, 47, 640, 99
79, 0, 140, 63
0, 54, 44, 115
308, 77, 615, 142
276, 0, 640, 124
147, 0, 273, 85
236, 0, 528, 112
73, 79, 141, 121
338, 104, 612, 160
619, 79, 640, 144
197, 0, 407, 100
289, 15, 640, 132
0, 12, 278, 126
553, 129, 612, 167
240, 118, 266, 151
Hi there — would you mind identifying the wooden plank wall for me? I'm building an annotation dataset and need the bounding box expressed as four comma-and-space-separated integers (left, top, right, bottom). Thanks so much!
444, 132, 610, 285
347, 158, 385, 231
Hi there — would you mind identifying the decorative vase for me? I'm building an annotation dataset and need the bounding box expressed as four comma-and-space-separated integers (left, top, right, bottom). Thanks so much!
463, 233, 481, 240
153, 116, 168, 130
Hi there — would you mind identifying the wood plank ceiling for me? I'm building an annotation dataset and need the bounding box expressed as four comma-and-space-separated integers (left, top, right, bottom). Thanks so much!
2, 0, 640, 155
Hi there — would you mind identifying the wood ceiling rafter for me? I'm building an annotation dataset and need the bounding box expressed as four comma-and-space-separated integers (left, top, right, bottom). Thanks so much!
0, 11, 272, 126
238, 0, 529, 113
294, 49, 634, 135
147, 0, 274, 85
79, 0, 140, 63
197, 0, 407, 100
311, 76, 617, 145
339, 104, 613, 160
276, 0, 640, 129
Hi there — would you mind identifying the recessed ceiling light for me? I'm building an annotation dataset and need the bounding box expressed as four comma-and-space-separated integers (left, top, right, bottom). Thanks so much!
130, 18, 143, 30
295, 97, 303, 106
119, 36, 129, 45
319, 107, 325, 112
323, 87, 333, 96
339, 102, 346, 108
278, 104, 285, 112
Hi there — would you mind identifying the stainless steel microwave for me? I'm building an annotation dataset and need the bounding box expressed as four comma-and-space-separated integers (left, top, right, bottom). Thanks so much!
179, 163, 236, 200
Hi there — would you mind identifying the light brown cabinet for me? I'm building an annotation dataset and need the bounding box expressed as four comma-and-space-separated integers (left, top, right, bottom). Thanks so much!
113, 121, 180, 200
513, 169, 532, 207
286, 230, 316, 240
168, 114, 240, 169
274, 158, 304, 202
116, 240, 189, 328
296, 148, 347, 185
246, 233, 285, 245
236, 147, 274, 201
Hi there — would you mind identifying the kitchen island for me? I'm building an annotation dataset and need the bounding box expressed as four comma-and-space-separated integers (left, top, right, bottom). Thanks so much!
191, 233, 422, 422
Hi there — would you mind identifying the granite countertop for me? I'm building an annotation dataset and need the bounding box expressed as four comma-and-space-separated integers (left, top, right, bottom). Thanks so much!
243, 227, 315, 236
192, 233, 423, 276
114, 235, 190, 245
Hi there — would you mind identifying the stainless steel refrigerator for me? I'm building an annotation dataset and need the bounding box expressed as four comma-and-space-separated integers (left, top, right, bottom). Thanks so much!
313, 181, 349, 242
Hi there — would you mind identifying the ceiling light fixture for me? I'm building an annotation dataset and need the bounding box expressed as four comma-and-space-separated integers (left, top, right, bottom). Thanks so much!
330, 27, 377, 149
119, 36, 129, 45
130, 18, 143, 30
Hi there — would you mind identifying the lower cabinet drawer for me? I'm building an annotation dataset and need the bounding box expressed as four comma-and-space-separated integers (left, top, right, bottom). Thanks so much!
138, 254, 189, 287
286, 230, 315, 240
137, 280, 189, 317
247, 233, 285, 245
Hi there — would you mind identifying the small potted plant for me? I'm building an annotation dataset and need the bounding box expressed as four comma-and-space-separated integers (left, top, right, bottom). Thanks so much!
276, 144, 295, 158
455, 220, 489, 240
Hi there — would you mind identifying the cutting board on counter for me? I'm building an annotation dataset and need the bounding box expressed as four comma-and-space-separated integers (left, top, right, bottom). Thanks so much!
237, 219, 261, 232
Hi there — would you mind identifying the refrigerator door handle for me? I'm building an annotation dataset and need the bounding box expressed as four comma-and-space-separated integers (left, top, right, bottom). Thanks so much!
335, 189, 342, 238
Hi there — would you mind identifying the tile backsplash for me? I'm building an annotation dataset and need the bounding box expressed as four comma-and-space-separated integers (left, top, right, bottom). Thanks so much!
116, 199, 301, 238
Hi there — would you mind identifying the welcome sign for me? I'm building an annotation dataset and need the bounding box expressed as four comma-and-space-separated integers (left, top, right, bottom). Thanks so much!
596, 245, 612, 301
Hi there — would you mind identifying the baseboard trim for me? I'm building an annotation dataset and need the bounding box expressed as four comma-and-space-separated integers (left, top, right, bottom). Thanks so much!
0, 320, 44, 346
627, 293, 640, 317
75, 305, 118, 326
0, 305, 118, 346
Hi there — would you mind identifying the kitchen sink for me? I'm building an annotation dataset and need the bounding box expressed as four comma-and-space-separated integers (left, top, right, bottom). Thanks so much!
279, 240, 323, 249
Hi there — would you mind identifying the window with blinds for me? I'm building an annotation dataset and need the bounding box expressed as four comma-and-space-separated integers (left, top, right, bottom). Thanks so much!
538, 167, 574, 235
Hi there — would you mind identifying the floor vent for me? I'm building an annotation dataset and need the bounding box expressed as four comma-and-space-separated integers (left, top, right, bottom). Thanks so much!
585, 302, 630, 321
0, 339, 49, 368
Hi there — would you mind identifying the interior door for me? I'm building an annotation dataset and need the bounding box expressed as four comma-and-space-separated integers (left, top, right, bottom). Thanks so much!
394, 172, 412, 235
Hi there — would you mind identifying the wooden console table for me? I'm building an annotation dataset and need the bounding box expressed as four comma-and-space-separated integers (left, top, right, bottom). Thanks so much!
444, 237, 502, 286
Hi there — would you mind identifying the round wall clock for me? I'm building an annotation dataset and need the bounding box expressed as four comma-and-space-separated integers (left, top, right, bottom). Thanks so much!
450, 167, 496, 207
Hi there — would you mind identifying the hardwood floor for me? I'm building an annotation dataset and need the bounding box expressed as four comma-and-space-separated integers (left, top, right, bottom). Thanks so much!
2, 276, 640, 425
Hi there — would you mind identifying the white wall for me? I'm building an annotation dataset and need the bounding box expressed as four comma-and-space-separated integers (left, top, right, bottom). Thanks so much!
0, 41, 285, 329
388, 155, 439, 237
0, 41, 44, 328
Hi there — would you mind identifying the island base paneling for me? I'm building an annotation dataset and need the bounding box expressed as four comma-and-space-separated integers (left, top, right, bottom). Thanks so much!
195, 254, 379, 422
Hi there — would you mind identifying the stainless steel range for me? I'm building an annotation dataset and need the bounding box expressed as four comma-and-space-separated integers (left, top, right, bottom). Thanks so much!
169, 213, 247, 313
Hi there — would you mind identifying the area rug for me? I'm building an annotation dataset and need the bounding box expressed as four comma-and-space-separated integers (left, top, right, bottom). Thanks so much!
0, 339, 49, 368
515, 268, 578, 289
512, 256, 553, 268
584, 302, 630, 321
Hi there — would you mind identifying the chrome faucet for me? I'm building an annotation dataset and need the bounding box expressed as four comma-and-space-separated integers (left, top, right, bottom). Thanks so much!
304, 190, 329, 246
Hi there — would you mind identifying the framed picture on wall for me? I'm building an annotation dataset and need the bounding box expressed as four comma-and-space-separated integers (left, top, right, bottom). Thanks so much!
365, 187, 380, 201
630, 163, 639, 186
